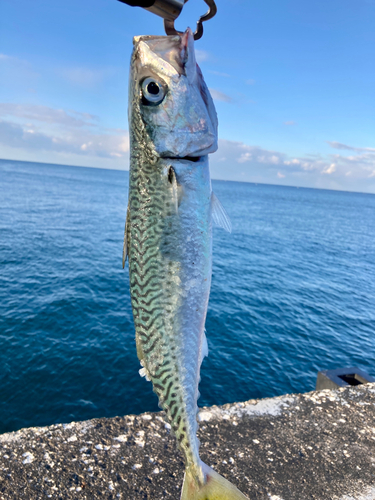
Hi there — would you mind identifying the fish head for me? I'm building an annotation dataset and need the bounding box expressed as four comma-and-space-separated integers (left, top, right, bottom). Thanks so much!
130, 29, 218, 158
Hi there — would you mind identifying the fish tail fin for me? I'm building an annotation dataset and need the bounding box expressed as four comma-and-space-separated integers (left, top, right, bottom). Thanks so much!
181, 461, 249, 500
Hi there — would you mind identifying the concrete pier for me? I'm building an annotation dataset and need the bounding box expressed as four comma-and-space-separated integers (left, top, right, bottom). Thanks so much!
1, 383, 375, 499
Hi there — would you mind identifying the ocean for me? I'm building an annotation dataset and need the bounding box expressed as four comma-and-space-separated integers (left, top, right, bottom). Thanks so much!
1, 158, 374, 435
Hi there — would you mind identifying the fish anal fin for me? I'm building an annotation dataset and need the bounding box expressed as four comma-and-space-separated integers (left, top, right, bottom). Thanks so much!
199, 331, 208, 366
135, 332, 144, 363
181, 462, 249, 500
211, 192, 232, 233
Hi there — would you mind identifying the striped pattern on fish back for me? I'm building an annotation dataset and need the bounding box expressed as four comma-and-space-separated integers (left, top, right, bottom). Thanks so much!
127, 96, 201, 474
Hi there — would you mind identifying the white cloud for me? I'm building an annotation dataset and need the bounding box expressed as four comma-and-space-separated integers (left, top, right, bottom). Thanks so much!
0, 119, 129, 159
0, 103, 98, 128
237, 152, 252, 163
236, 144, 284, 165
209, 89, 232, 103
283, 157, 327, 171
210, 139, 375, 193
0, 54, 27, 64
58, 66, 117, 88
209, 70, 231, 78
0, 53, 39, 82
322, 163, 336, 174
327, 141, 375, 153
0, 102, 129, 164
2, 100, 375, 193
284, 121, 296, 126
195, 49, 209, 63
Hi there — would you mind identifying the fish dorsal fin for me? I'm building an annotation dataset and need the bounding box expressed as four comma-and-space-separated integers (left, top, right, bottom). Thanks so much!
181, 28, 197, 83
211, 192, 232, 233
122, 208, 129, 268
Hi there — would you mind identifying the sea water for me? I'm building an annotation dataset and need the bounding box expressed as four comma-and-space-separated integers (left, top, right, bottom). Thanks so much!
1, 159, 374, 434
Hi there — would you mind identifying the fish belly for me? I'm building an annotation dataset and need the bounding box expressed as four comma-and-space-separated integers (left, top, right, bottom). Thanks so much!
128, 156, 211, 476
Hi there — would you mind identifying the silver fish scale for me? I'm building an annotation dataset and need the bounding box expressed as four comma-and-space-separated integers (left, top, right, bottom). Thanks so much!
127, 94, 209, 475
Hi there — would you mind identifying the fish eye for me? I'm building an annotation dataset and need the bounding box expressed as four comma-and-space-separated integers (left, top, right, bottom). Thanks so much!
141, 77, 166, 105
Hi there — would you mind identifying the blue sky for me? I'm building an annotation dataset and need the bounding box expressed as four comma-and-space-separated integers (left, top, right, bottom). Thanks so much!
1, 0, 374, 192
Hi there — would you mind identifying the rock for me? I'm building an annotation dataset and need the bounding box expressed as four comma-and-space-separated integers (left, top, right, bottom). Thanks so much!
1, 384, 375, 499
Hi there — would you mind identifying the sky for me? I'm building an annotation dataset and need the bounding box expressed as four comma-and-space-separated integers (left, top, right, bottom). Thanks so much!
1, 0, 374, 192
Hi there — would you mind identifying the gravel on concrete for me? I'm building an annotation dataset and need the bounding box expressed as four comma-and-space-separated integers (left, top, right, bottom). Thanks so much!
1, 383, 375, 499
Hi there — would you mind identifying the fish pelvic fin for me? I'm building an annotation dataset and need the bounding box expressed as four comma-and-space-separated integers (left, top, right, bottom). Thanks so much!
122, 207, 130, 268
181, 462, 249, 500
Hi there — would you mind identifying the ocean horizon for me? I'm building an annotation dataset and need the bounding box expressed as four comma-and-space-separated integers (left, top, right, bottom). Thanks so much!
1, 157, 374, 435
3, 157, 375, 196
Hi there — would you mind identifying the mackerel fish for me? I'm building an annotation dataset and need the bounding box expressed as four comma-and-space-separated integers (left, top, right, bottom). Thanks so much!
123, 28, 249, 500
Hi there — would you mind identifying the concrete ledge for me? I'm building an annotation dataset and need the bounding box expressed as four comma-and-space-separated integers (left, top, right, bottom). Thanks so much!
1, 384, 375, 499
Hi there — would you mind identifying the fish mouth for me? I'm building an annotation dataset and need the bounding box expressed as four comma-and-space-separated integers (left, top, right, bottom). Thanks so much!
162, 156, 202, 163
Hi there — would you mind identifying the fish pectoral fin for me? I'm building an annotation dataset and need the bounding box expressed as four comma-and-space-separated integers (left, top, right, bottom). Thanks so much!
168, 166, 180, 214
211, 192, 232, 233
122, 207, 130, 268
181, 462, 249, 500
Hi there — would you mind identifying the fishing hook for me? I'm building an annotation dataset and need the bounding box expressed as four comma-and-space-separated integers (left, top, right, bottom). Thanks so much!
164, 0, 217, 40
117, 0, 217, 40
